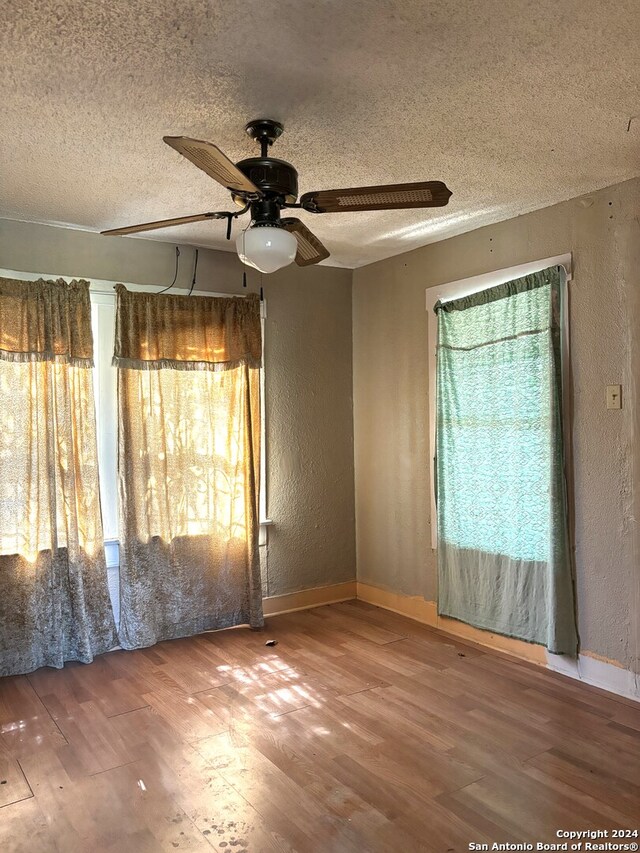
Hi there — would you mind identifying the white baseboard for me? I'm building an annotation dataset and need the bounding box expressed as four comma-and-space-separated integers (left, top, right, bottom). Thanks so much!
546, 650, 640, 701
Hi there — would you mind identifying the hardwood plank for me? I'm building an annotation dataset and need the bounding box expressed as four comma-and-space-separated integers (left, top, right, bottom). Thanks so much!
335, 686, 461, 752
381, 796, 512, 852
526, 733, 640, 789
146, 635, 234, 694
33, 693, 138, 775
0, 601, 637, 852
611, 705, 640, 732
197, 730, 352, 851
141, 688, 227, 743
0, 797, 54, 853
0, 749, 32, 807
102, 648, 187, 697
227, 700, 384, 762
303, 604, 408, 645
29, 656, 150, 719
472, 651, 635, 716
196, 667, 333, 725
196, 725, 391, 851
87, 759, 215, 852
439, 765, 635, 842
18, 745, 127, 848
276, 645, 392, 696
326, 751, 430, 820
525, 748, 640, 820
0, 676, 67, 759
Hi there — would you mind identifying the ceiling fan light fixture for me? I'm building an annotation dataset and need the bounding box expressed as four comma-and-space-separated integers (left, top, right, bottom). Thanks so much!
103, 120, 452, 267
236, 225, 297, 274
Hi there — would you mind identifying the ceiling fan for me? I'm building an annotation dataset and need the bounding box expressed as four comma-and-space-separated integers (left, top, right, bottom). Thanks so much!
102, 119, 453, 274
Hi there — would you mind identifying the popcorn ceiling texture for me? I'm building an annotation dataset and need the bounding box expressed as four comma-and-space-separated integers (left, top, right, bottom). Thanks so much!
352, 178, 640, 673
1, 0, 640, 268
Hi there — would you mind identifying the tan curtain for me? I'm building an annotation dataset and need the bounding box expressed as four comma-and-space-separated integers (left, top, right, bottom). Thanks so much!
0, 278, 116, 676
114, 286, 263, 649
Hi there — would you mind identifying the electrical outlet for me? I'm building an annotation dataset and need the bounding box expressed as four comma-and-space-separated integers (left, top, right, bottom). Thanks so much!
606, 385, 622, 409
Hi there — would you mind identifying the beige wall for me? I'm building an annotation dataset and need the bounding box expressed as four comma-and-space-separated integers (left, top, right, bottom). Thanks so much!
353, 178, 640, 672
0, 219, 356, 597
3, 176, 639, 674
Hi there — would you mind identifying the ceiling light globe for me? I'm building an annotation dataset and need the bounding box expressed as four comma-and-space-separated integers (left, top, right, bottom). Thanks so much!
236, 226, 297, 274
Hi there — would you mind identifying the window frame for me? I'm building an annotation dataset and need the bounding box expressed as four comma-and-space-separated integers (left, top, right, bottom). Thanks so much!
425, 253, 573, 550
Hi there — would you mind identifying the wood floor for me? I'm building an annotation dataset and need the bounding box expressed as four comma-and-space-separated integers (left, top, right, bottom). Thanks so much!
0, 602, 638, 853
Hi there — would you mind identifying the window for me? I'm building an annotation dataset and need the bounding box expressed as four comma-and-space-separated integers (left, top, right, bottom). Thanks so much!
91, 292, 119, 546
91, 282, 269, 524
93, 284, 267, 620
430, 259, 578, 653
0, 271, 268, 624
426, 254, 572, 550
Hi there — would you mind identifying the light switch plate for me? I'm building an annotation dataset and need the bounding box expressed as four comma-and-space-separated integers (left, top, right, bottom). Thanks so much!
606, 385, 622, 409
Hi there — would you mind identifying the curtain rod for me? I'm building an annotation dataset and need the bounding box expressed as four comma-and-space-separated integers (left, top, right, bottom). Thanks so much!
425, 253, 573, 311
89, 284, 249, 299
0, 269, 252, 300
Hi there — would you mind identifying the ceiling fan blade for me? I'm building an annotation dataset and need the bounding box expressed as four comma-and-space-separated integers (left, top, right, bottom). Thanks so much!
300, 181, 452, 213
281, 218, 330, 266
101, 212, 224, 236
164, 136, 261, 195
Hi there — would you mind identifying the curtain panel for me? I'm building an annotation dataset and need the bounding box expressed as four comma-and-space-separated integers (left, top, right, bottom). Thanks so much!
114, 286, 263, 649
0, 278, 116, 676
435, 267, 578, 655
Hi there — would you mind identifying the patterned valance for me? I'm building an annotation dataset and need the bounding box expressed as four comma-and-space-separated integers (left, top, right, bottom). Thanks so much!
113, 285, 262, 371
0, 277, 94, 365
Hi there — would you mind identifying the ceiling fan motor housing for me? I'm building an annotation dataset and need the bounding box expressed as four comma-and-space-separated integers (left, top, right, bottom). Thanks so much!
234, 157, 299, 206
248, 197, 288, 228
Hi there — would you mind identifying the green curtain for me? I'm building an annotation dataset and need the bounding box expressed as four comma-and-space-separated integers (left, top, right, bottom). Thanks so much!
435, 267, 578, 655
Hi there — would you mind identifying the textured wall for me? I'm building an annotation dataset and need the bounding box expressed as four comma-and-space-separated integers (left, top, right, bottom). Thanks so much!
0, 219, 356, 597
352, 178, 639, 671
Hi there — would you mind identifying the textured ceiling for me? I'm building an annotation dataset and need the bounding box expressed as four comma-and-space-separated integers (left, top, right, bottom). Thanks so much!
1, 0, 639, 269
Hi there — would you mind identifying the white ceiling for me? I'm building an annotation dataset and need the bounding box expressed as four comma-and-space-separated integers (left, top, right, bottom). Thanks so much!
2, 0, 639, 268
